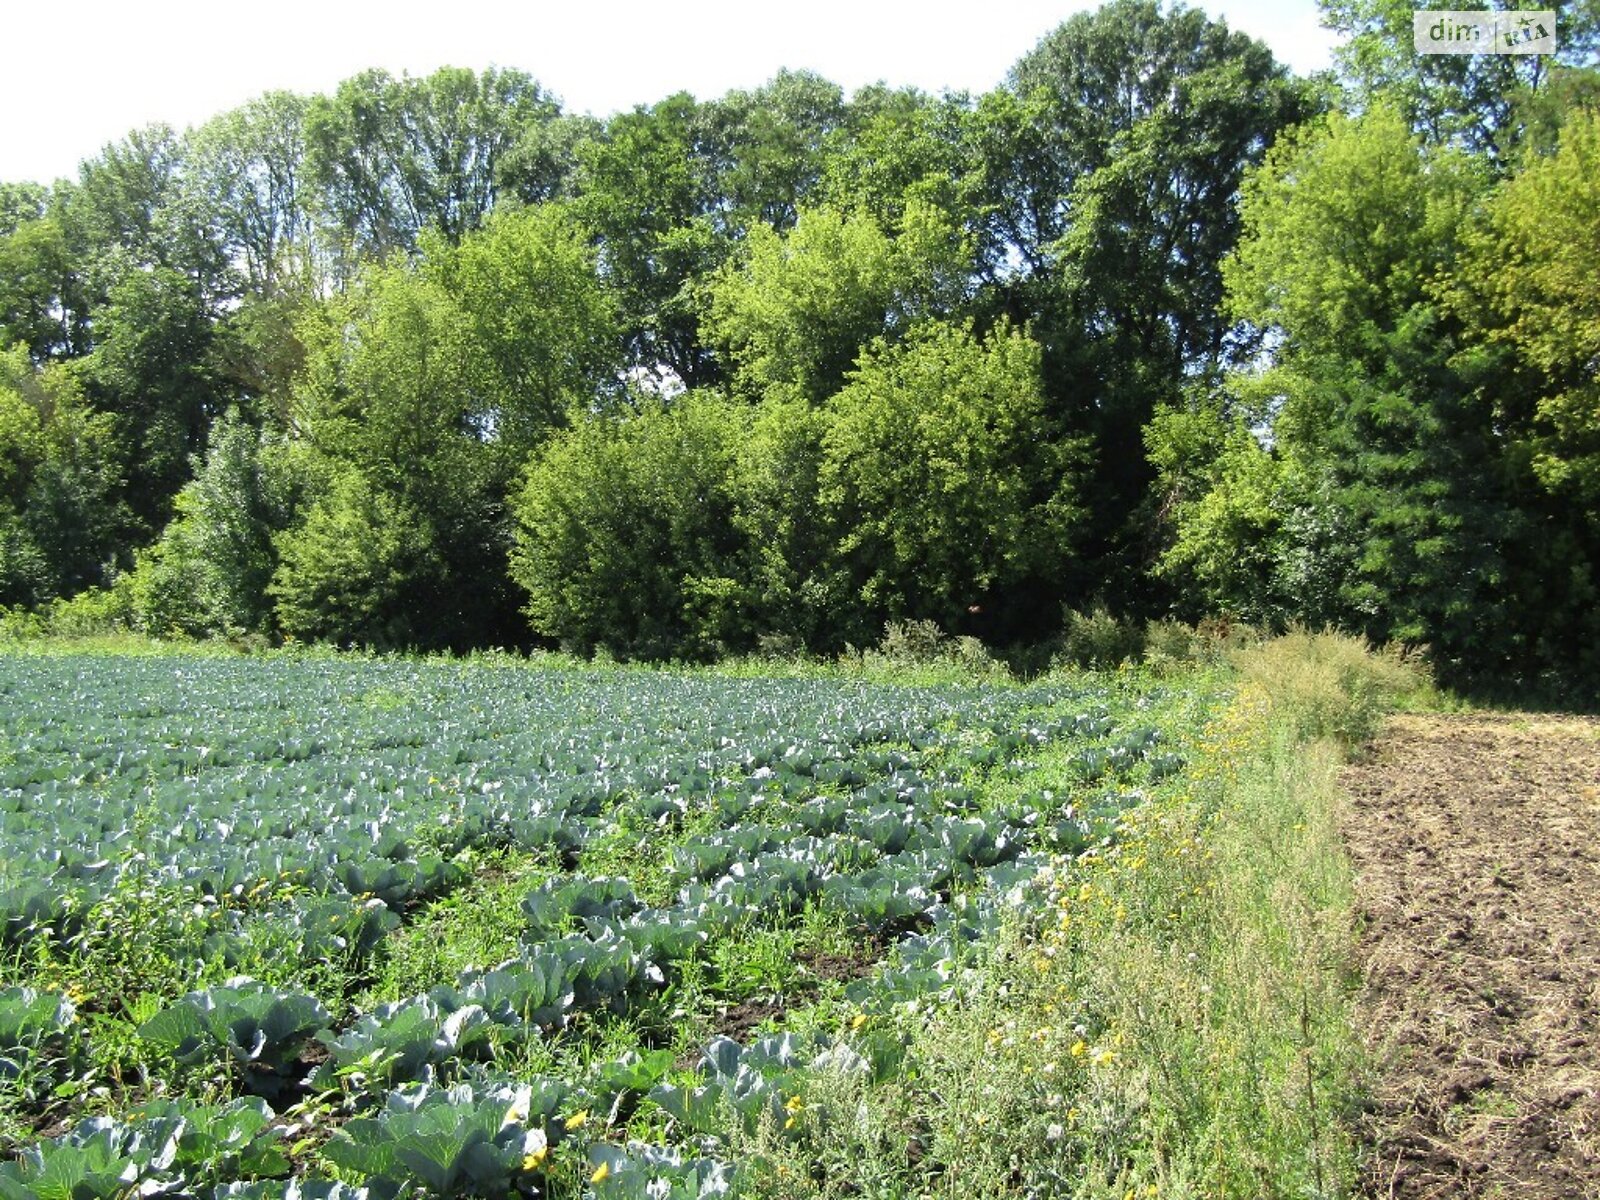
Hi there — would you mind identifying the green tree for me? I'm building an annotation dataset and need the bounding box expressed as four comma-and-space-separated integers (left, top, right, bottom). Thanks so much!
702, 70, 848, 231
982, 0, 1309, 603
431, 203, 621, 455
277, 209, 614, 649
0, 347, 126, 605
821, 86, 978, 231
1456, 108, 1600, 503
185, 91, 321, 298
127, 409, 283, 637
305, 66, 567, 264
0, 211, 81, 361
706, 200, 972, 404
1321, 0, 1600, 160
511, 391, 753, 658
731, 394, 844, 650
1447, 106, 1600, 687
270, 467, 443, 648
78, 264, 225, 534
820, 320, 1084, 642
573, 94, 726, 389
1164, 106, 1517, 680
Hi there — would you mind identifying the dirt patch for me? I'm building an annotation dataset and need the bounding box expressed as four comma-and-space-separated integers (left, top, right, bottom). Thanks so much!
1342, 713, 1600, 1198
796, 941, 884, 986
714, 997, 788, 1044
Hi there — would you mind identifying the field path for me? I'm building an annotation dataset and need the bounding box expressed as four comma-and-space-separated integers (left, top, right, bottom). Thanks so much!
1342, 713, 1600, 1198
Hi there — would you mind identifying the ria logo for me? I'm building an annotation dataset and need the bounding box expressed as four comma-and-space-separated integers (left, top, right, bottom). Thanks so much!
1413, 9, 1556, 54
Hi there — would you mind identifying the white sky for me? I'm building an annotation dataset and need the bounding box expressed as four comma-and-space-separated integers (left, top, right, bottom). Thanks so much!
1, 0, 1336, 186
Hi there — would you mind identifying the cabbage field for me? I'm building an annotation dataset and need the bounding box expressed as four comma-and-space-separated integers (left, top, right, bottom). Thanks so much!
0, 654, 1213, 1199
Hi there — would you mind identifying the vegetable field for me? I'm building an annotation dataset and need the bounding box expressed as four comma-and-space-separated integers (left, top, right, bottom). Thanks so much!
0, 654, 1215, 1199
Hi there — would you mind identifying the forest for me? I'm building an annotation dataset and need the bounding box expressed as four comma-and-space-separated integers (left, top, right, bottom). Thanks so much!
0, 0, 1597, 696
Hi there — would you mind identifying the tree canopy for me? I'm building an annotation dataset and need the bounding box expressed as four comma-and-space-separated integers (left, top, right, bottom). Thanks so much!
1, 11, 1596, 697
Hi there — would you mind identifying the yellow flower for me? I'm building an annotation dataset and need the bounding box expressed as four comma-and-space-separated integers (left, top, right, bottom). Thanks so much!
1070, 1040, 1087, 1058
521, 1147, 549, 1171
785, 1095, 804, 1113
564, 1109, 589, 1131
590, 1162, 611, 1184
784, 1115, 798, 1130
850, 1013, 868, 1031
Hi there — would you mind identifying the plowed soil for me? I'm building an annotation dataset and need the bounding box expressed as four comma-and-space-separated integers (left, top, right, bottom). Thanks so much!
1342, 713, 1600, 1198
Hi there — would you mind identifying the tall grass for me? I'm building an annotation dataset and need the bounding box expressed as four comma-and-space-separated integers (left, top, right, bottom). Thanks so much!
1231, 627, 1426, 743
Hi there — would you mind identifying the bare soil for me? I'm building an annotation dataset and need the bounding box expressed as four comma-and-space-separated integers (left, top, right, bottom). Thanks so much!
1342, 713, 1600, 1198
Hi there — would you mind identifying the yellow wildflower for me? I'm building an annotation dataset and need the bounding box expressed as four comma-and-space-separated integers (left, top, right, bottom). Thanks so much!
521, 1147, 549, 1171
590, 1162, 610, 1183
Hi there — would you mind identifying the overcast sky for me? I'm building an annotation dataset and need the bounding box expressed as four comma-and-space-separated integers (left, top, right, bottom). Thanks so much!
1, 0, 1336, 186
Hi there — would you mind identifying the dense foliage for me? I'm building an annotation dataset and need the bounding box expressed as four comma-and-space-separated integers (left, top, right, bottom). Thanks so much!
0, 0, 1595, 693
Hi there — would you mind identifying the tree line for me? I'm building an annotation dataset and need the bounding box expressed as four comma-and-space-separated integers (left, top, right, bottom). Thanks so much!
0, 0, 1596, 694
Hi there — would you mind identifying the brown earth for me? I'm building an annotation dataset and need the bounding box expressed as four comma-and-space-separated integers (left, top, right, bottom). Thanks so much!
1342, 713, 1600, 1198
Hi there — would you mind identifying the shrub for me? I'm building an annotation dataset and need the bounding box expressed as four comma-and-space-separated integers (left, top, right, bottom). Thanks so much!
511, 392, 754, 660
1055, 606, 1145, 668
1233, 626, 1427, 743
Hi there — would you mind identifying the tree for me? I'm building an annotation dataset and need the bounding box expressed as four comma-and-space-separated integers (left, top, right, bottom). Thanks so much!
511, 392, 753, 658
430, 203, 621, 456
573, 94, 727, 389
706, 200, 972, 405
1320, 0, 1600, 160
184, 91, 320, 298
731, 394, 844, 650
277, 208, 614, 649
0, 212, 81, 361
821, 86, 978, 232
127, 409, 282, 637
1164, 105, 1518, 680
1447, 106, 1600, 688
0, 347, 126, 606
1455, 108, 1600, 505
980, 0, 1310, 603
78, 264, 225, 534
305, 66, 567, 265
820, 320, 1084, 642
270, 467, 443, 649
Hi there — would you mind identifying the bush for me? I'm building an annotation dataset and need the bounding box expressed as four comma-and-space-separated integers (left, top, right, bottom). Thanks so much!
1054, 605, 1145, 668
1232, 626, 1427, 743
269, 471, 443, 650
1142, 617, 1265, 672
848, 619, 1012, 683
822, 320, 1086, 641
35, 578, 138, 639
124, 411, 281, 639
511, 392, 755, 660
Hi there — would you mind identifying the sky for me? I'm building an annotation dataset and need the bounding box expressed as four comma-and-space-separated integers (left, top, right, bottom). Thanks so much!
0, 0, 1337, 186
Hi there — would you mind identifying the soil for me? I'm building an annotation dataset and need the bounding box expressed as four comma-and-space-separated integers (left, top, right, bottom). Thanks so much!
1341, 713, 1600, 1198
705, 939, 888, 1046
